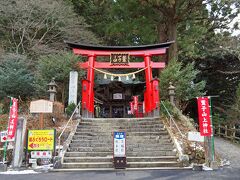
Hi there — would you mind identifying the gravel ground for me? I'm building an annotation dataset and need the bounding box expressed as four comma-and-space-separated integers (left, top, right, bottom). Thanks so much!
214, 137, 240, 169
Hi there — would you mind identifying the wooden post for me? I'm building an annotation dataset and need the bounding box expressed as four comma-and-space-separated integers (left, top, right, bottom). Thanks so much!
39, 113, 44, 129
225, 125, 228, 138
218, 124, 221, 136
232, 125, 236, 142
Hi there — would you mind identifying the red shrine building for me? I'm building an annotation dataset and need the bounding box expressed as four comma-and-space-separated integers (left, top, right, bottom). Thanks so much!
66, 41, 173, 118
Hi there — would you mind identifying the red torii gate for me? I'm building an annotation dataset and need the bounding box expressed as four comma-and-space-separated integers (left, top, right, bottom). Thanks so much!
66, 41, 173, 118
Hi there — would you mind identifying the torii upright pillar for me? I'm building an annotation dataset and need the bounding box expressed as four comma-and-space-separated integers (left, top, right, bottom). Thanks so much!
86, 55, 95, 118
144, 55, 153, 117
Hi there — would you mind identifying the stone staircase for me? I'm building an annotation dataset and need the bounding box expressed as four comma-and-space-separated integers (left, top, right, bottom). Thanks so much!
59, 117, 182, 170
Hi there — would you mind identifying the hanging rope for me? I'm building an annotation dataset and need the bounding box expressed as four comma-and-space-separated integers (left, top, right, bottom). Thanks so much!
92, 66, 147, 77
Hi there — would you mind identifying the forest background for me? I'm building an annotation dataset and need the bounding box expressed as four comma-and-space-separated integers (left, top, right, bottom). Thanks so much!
0, 0, 239, 126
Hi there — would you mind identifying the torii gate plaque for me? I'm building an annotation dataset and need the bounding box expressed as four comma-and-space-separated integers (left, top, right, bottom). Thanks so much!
66, 41, 173, 118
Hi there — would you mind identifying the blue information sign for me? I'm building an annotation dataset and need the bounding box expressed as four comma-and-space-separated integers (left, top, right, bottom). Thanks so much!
113, 132, 126, 157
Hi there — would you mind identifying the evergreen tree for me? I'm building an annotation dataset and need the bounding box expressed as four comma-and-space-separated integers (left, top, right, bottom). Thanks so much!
0, 54, 34, 99
160, 60, 206, 110
35, 52, 84, 103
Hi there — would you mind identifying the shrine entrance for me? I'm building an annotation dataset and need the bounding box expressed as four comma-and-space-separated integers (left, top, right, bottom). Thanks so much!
94, 78, 145, 118
66, 41, 173, 118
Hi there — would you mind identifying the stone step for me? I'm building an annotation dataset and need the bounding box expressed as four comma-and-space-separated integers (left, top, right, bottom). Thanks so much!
127, 151, 177, 156
68, 145, 174, 152
71, 137, 170, 142
127, 156, 178, 162
64, 150, 176, 157
79, 121, 163, 127
81, 117, 159, 123
69, 141, 173, 147
72, 135, 170, 141
61, 162, 113, 169
76, 127, 166, 133
71, 137, 172, 143
64, 152, 112, 157
63, 156, 112, 163
74, 131, 168, 137
127, 161, 181, 168
69, 141, 173, 148
77, 124, 164, 129
68, 145, 173, 153
60, 117, 181, 170
63, 156, 178, 163
61, 161, 181, 169
68, 147, 112, 152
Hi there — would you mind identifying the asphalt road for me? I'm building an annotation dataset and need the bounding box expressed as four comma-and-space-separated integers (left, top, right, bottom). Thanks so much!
0, 167, 239, 180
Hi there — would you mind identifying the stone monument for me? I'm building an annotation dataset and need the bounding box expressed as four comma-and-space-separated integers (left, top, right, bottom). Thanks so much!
68, 71, 78, 105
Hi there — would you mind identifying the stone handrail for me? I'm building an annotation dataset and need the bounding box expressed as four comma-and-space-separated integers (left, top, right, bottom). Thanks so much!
57, 102, 81, 158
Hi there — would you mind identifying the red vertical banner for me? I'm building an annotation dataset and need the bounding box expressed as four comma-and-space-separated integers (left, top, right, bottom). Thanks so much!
81, 80, 89, 110
130, 101, 134, 114
7, 98, 18, 141
144, 91, 148, 113
133, 96, 138, 111
152, 79, 160, 109
197, 97, 212, 136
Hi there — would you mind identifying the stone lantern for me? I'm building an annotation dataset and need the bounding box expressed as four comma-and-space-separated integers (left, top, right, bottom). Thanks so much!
168, 82, 175, 105
48, 78, 57, 101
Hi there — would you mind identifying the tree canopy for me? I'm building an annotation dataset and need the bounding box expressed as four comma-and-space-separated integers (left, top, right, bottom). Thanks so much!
35, 52, 85, 103
0, 0, 98, 56
69, 0, 239, 60
0, 54, 34, 99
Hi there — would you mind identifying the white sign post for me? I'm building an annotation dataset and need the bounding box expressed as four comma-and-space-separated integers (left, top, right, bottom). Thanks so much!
113, 132, 126, 157
68, 71, 78, 105
113, 131, 127, 169
188, 132, 204, 142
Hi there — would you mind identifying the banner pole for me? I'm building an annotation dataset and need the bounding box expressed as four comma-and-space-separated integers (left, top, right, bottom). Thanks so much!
208, 96, 215, 162
3, 141, 7, 163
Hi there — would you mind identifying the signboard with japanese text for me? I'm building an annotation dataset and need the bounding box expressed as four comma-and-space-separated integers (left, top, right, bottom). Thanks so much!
30, 100, 53, 113
0, 131, 7, 142
27, 129, 55, 151
110, 53, 129, 65
31, 151, 52, 159
197, 97, 212, 136
113, 132, 126, 157
7, 98, 18, 141
113, 93, 123, 100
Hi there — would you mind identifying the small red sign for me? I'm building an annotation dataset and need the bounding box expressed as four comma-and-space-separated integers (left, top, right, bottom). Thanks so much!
7, 98, 18, 141
197, 97, 212, 136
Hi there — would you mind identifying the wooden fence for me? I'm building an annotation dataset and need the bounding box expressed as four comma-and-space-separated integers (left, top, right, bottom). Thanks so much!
214, 124, 240, 143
